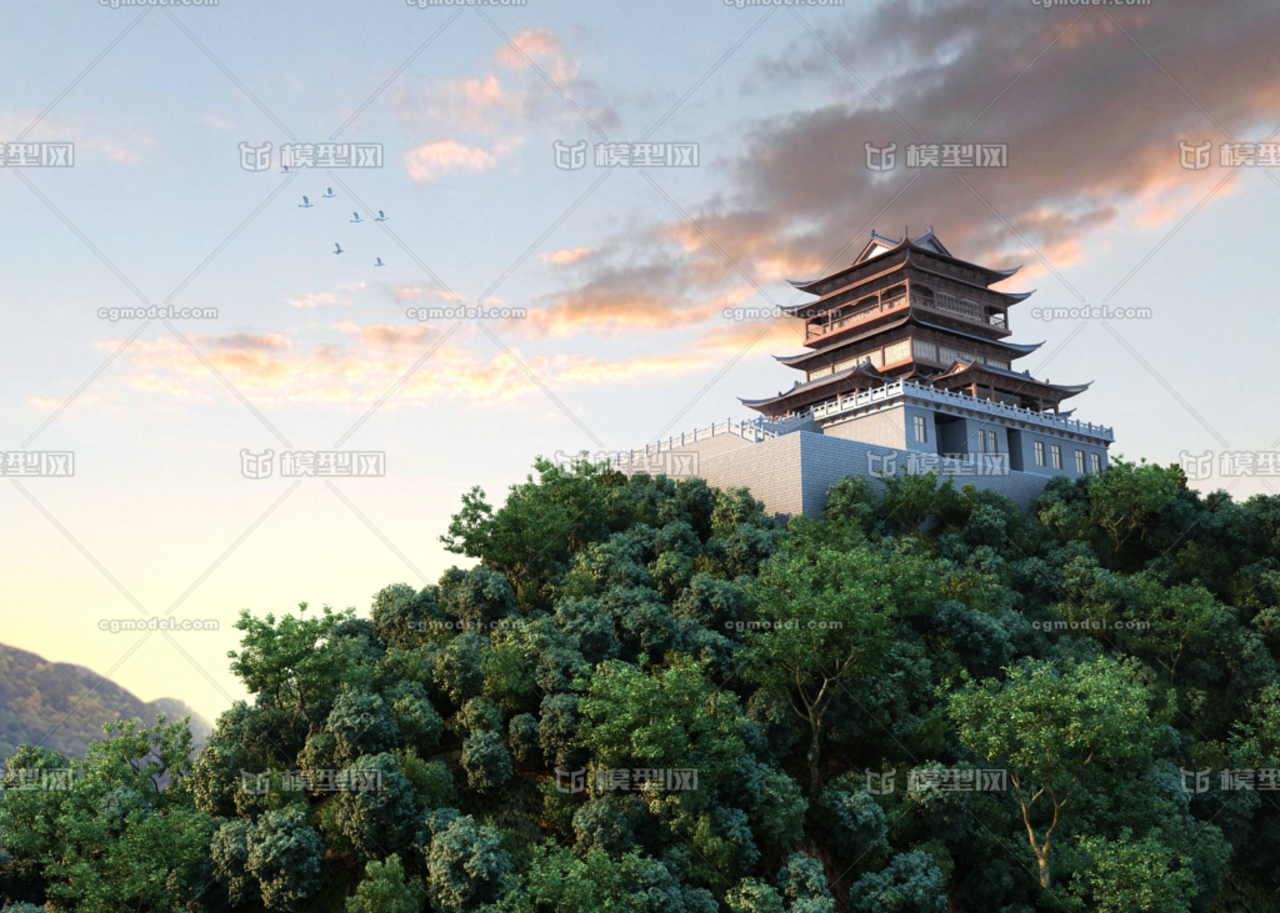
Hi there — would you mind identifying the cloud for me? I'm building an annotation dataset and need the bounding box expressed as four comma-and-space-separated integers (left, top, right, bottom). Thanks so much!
391, 28, 616, 139
200, 113, 235, 130
523, 0, 1278, 347
541, 246, 596, 266
332, 322, 434, 350
405, 140, 501, 182
0, 111, 152, 164
522, 255, 722, 337
82, 314, 780, 410
286, 282, 368, 309
495, 28, 579, 85
287, 291, 339, 309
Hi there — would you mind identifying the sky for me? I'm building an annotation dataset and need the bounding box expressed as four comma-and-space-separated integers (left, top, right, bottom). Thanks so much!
2, 0, 1279, 724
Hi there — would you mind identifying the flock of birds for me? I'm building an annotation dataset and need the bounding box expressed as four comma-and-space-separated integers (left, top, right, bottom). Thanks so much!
296, 183, 388, 266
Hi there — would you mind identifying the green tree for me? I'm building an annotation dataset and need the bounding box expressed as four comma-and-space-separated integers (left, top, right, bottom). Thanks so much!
948, 655, 1166, 888
0, 718, 216, 913
1060, 829, 1195, 913
426, 814, 512, 913
347, 853, 426, 913
746, 527, 936, 794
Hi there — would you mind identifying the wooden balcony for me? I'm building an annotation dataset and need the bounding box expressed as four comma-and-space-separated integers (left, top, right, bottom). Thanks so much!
805, 294, 911, 341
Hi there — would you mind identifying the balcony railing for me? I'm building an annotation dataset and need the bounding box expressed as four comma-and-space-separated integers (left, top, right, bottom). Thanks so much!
808, 380, 1114, 441
805, 293, 919, 340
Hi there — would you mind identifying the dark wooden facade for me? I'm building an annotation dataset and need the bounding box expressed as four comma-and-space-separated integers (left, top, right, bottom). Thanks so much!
742, 230, 1089, 418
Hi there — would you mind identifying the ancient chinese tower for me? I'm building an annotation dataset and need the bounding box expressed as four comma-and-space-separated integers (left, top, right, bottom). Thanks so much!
743, 228, 1088, 420
619, 227, 1115, 516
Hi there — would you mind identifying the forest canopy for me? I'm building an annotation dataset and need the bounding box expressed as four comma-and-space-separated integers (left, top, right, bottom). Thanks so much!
3, 455, 1279, 913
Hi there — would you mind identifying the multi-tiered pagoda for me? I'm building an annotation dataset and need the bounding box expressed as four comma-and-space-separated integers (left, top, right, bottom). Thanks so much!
616, 225, 1114, 518
742, 228, 1089, 418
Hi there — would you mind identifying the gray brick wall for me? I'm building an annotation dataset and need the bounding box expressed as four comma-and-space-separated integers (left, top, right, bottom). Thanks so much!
619, 430, 1060, 519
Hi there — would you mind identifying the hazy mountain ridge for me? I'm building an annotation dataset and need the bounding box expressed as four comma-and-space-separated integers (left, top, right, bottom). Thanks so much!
0, 642, 211, 761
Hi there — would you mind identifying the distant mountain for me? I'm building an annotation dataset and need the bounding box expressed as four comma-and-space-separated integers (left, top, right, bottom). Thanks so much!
0, 642, 212, 762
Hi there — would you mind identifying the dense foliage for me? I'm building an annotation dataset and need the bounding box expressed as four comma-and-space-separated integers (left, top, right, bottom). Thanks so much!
3, 455, 1279, 912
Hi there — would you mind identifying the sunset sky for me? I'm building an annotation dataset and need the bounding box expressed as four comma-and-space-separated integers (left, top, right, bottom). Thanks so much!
3, 0, 1279, 722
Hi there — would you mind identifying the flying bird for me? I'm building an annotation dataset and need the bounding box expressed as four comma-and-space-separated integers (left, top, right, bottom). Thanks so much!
350, 212, 363, 223
374, 257, 385, 267
333, 243, 344, 255
298, 196, 312, 208
323, 188, 335, 198
375, 210, 388, 221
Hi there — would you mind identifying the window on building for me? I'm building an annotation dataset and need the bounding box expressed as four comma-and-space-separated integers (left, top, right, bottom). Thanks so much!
913, 415, 927, 443
1035, 441, 1046, 466
1091, 453, 1102, 473
883, 340, 911, 364
1075, 450, 1085, 474
1051, 444, 1063, 470
913, 339, 938, 362
988, 430, 998, 454
935, 292, 983, 322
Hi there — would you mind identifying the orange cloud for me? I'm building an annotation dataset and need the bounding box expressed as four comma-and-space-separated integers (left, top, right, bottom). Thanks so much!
405, 141, 500, 183
541, 246, 595, 265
